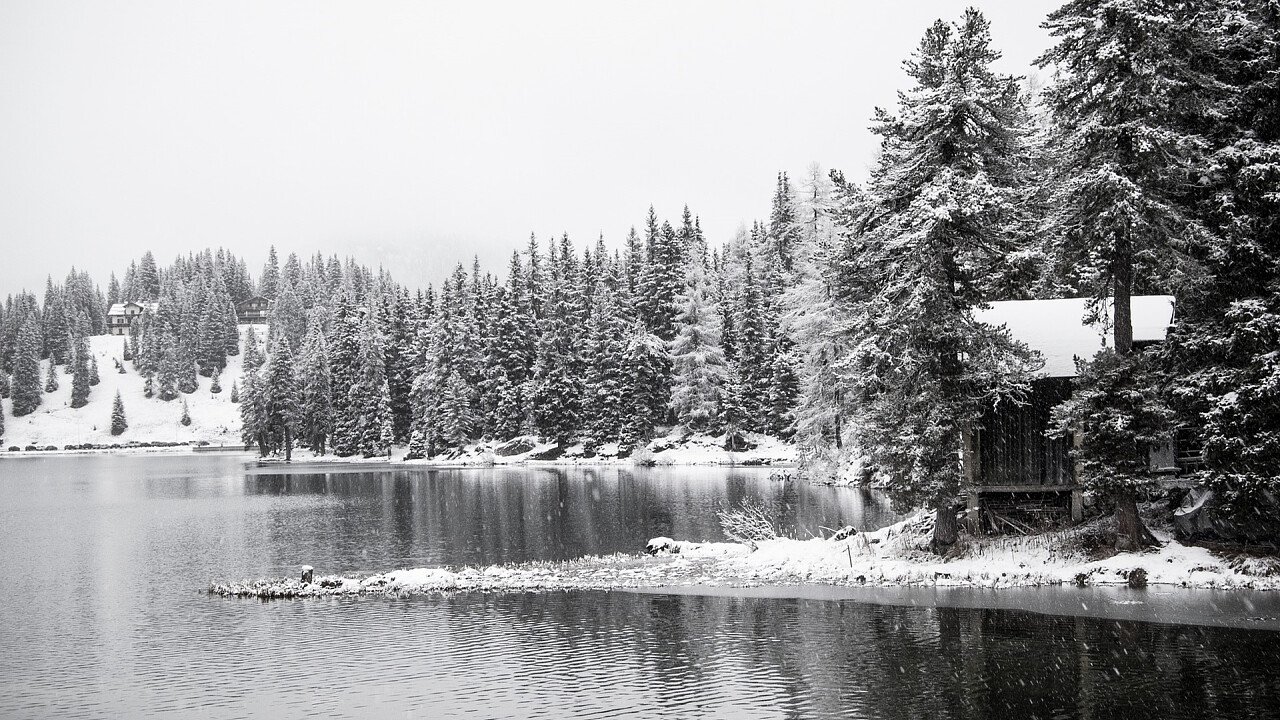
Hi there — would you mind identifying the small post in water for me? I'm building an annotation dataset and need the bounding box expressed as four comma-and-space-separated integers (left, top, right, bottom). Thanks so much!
301, 565, 314, 584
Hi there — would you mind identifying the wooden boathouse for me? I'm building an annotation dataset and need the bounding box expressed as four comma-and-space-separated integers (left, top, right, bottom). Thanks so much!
963, 295, 1176, 533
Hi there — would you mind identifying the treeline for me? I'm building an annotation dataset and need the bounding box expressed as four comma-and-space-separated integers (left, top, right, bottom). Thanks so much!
1, 0, 1275, 557
240, 199, 810, 460
808, 1, 1280, 551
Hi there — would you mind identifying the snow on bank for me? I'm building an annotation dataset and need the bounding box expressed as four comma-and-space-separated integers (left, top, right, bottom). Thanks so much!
399, 431, 798, 468
1, 331, 249, 449
210, 514, 1280, 601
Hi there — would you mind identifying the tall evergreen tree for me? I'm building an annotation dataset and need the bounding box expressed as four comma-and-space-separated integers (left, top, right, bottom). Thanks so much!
110, 391, 127, 435
668, 254, 727, 433
1038, 0, 1217, 549
9, 314, 41, 416
296, 321, 333, 454
837, 10, 1039, 550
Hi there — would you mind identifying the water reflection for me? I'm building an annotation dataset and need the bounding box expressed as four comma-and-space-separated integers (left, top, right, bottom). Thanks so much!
0, 455, 1276, 719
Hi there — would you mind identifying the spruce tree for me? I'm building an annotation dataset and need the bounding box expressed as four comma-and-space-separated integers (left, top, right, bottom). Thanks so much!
260, 336, 300, 459
180, 398, 192, 426
110, 391, 127, 435
1157, 0, 1280, 522
668, 255, 727, 433
69, 335, 91, 408
1038, 0, 1216, 549
297, 322, 333, 454
838, 10, 1039, 550
157, 333, 179, 401
44, 360, 59, 393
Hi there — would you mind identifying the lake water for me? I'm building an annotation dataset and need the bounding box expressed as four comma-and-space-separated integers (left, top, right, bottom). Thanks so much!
2, 454, 1279, 718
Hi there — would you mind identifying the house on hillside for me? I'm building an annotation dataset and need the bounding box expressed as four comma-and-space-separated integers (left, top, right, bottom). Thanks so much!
963, 295, 1179, 532
236, 296, 271, 324
106, 301, 158, 336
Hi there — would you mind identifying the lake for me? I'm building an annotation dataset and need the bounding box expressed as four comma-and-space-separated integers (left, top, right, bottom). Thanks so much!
1, 454, 1278, 718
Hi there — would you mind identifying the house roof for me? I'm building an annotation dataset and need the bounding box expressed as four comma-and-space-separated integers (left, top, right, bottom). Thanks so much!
106, 301, 158, 316
975, 295, 1175, 378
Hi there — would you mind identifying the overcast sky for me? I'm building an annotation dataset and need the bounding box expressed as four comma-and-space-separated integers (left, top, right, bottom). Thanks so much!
0, 1, 1058, 295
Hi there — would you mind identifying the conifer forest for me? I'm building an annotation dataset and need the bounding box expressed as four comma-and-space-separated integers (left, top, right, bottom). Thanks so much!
1, 1, 1278, 555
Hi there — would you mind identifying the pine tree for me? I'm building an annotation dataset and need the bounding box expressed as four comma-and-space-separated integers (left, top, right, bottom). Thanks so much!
88, 355, 100, 386
1038, 0, 1217, 549
668, 254, 727, 433
157, 333, 179, 401
259, 336, 300, 459
44, 360, 59, 393
260, 245, 280, 299
210, 369, 222, 394
110, 391, 127, 435
296, 322, 333, 454
1157, 0, 1280, 521
69, 334, 91, 408
242, 326, 264, 370
327, 302, 363, 456
837, 10, 1039, 550
180, 398, 192, 426
351, 318, 394, 457
229, 379, 239, 403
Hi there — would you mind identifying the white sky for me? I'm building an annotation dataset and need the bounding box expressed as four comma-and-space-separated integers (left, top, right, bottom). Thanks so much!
0, 1, 1057, 294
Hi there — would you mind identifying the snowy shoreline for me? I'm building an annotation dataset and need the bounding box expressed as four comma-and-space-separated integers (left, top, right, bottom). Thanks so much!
1, 430, 799, 468
209, 512, 1280, 611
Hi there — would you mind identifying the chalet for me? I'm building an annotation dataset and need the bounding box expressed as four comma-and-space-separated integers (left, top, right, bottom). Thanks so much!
963, 295, 1176, 532
106, 301, 158, 336
236, 296, 272, 324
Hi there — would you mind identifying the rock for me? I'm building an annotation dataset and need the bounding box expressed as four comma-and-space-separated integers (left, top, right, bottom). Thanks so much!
831, 526, 858, 541
645, 537, 680, 555
1127, 568, 1148, 588
494, 437, 538, 457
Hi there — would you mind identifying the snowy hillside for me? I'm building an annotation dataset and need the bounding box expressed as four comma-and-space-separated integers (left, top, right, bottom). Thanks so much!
1, 329, 250, 449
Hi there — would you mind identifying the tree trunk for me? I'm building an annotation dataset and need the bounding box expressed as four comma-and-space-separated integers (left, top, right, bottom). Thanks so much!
1114, 490, 1157, 550
284, 426, 292, 462
1113, 244, 1134, 355
1111, 250, 1156, 550
932, 500, 960, 553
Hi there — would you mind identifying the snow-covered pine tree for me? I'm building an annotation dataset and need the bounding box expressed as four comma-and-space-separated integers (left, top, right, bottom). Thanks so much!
88, 355, 99, 386
239, 366, 263, 451
1037, 0, 1216, 549
259, 336, 300, 459
487, 251, 538, 439
619, 321, 668, 447
296, 320, 333, 454
69, 333, 91, 408
351, 316, 394, 457
782, 165, 857, 451
180, 398, 192, 426
326, 301, 363, 456
156, 332, 179, 401
837, 10, 1040, 551
268, 282, 307, 352
259, 245, 280, 299
241, 326, 264, 370
668, 249, 727, 434
110, 390, 127, 435
44, 358, 59, 393
581, 265, 632, 449
1155, 0, 1280, 523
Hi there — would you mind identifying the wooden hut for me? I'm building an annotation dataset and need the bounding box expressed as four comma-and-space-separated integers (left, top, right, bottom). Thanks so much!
963, 296, 1176, 532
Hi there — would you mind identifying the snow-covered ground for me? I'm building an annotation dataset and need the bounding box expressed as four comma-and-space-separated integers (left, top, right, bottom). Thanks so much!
252, 430, 797, 467
210, 510, 1280, 600
1, 330, 248, 450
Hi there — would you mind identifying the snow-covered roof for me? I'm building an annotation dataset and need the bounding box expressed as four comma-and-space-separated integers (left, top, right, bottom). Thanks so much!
975, 296, 1175, 378
107, 301, 158, 316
